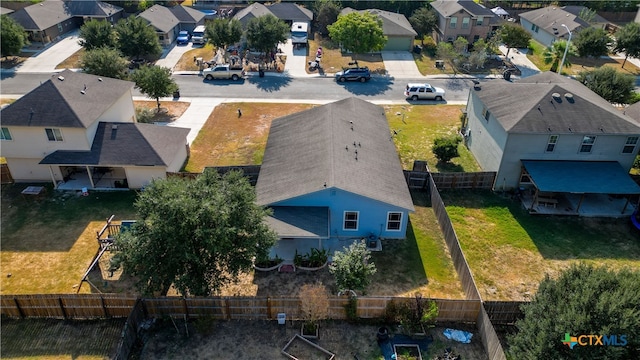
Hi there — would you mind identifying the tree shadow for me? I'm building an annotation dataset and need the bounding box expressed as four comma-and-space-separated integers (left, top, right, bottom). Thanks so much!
434, 162, 463, 172
247, 75, 293, 92
202, 78, 247, 86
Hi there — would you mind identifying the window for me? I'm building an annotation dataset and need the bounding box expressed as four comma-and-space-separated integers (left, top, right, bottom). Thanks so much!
623, 136, 639, 154
343, 211, 358, 230
531, 24, 539, 33
45, 128, 63, 142
482, 107, 490, 121
0, 127, 12, 141
546, 135, 558, 152
450, 17, 457, 28
476, 17, 483, 26
386, 212, 402, 231
580, 135, 596, 153
462, 17, 470, 29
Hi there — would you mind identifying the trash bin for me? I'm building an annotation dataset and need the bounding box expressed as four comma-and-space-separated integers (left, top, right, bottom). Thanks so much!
173, 90, 180, 98
503, 70, 512, 81
413, 45, 422, 54
259, 69, 265, 77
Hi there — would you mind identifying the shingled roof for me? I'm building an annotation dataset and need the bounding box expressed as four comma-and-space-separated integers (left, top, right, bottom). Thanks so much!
1, 70, 134, 129
138, 4, 180, 33
256, 97, 414, 211
474, 72, 640, 134
340, 8, 417, 36
40, 122, 189, 166
9, 0, 122, 31
519, 6, 607, 38
624, 102, 640, 122
430, 0, 495, 18
267, 2, 313, 22
233, 2, 272, 27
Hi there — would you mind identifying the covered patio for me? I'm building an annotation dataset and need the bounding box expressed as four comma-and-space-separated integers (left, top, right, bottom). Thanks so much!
518, 160, 640, 217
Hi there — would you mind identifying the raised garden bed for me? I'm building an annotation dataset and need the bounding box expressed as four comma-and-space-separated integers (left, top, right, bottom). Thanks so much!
394, 343, 423, 360
282, 334, 335, 360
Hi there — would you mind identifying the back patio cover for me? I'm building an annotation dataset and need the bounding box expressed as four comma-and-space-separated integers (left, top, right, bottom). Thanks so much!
521, 160, 640, 194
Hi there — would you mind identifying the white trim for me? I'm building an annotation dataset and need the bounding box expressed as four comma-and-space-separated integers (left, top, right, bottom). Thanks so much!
386, 211, 403, 232
343, 211, 359, 231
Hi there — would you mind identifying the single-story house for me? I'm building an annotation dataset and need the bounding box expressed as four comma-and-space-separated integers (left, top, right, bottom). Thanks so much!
0, 70, 189, 190
9, 0, 124, 44
339, 8, 417, 51
138, 4, 205, 46
255, 97, 414, 260
233, 2, 273, 28
267, 2, 313, 25
463, 72, 640, 216
519, 6, 608, 47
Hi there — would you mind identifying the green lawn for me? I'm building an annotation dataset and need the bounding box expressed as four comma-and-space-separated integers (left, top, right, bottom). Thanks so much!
0, 184, 137, 294
440, 190, 640, 301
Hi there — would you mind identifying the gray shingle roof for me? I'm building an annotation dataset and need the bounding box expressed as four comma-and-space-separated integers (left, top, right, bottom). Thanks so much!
474, 72, 640, 134
138, 4, 179, 33
267, 2, 313, 22
233, 2, 272, 27
9, 0, 122, 31
430, 0, 495, 18
40, 122, 189, 166
518, 6, 606, 37
256, 97, 414, 211
1, 7, 15, 15
340, 8, 416, 37
169, 5, 205, 23
266, 206, 329, 238
1, 70, 134, 128
624, 102, 640, 122
64, 0, 123, 18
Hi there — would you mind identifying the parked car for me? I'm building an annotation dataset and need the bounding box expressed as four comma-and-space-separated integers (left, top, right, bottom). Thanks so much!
335, 67, 371, 82
202, 64, 245, 81
404, 83, 445, 101
176, 31, 191, 45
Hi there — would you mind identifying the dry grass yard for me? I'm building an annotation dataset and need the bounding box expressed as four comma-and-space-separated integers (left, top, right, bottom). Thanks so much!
133, 100, 190, 123
307, 33, 386, 75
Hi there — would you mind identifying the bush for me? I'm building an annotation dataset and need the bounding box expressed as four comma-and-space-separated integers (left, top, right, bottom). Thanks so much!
136, 107, 155, 123
299, 283, 330, 327
345, 295, 358, 322
433, 136, 462, 163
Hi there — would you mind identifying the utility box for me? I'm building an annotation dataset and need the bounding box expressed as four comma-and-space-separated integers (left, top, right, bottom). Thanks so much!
277, 313, 286, 325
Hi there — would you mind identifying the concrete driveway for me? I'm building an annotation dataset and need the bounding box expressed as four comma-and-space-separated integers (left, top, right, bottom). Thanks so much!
281, 38, 316, 78
498, 45, 540, 78
381, 51, 422, 79
16, 31, 82, 73
155, 42, 201, 70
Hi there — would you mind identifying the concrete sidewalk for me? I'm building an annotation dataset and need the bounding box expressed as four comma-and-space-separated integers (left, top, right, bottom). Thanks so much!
16, 31, 82, 74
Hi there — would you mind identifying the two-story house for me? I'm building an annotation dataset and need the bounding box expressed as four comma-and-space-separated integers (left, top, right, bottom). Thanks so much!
519, 6, 608, 47
255, 98, 414, 260
1, 70, 190, 190
430, 0, 495, 44
463, 72, 640, 216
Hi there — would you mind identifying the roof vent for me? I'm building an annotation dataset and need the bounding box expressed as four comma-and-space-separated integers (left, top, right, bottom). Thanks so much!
564, 93, 574, 103
57, 76, 64, 81
80, 90, 85, 95
98, 78, 103, 82
552, 92, 561, 101
112, 124, 118, 130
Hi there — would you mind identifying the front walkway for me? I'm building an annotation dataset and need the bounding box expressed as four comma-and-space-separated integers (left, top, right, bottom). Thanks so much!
15, 30, 82, 73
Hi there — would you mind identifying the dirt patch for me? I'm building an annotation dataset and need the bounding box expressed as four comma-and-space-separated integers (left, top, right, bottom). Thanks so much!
133, 100, 190, 123
0, 55, 29, 69
137, 319, 487, 360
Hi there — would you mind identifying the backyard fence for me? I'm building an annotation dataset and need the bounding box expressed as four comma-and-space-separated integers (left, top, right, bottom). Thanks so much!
1, 163, 13, 184
483, 301, 527, 325
167, 165, 261, 186
113, 299, 146, 360
404, 161, 496, 190
477, 305, 507, 360
0, 294, 137, 319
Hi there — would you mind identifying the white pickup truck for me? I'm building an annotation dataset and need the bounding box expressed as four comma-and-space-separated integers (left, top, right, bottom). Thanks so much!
202, 64, 245, 81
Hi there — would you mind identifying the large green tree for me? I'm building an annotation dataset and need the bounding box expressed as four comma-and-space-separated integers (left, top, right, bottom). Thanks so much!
131, 65, 178, 110
115, 16, 161, 59
436, 41, 459, 74
79, 19, 117, 50
1, 14, 29, 57
574, 27, 610, 58
314, 0, 341, 36
499, 23, 531, 57
578, 66, 635, 104
508, 264, 640, 360
205, 18, 243, 55
409, 5, 437, 45
329, 240, 376, 295
328, 11, 386, 63
81, 47, 129, 79
613, 22, 640, 68
543, 40, 576, 73
112, 170, 278, 296
246, 14, 289, 56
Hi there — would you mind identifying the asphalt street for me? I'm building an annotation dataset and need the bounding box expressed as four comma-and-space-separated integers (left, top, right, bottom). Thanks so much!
1, 72, 481, 103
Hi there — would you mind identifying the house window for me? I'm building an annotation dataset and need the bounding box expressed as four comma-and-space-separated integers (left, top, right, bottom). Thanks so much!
450, 17, 457, 29
623, 136, 639, 154
45, 128, 63, 142
0, 127, 12, 141
343, 211, 359, 230
386, 212, 402, 231
579, 135, 596, 153
531, 24, 539, 33
482, 107, 490, 121
546, 135, 558, 152
462, 17, 470, 29
476, 17, 483, 26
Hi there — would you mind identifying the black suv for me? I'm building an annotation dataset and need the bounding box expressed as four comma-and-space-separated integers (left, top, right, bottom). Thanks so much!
335, 67, 371, 82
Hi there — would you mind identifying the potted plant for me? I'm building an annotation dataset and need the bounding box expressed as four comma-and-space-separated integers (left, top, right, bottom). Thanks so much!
298, 283, 329, 339
294, 248, 329, 270
254, 254, 283, 271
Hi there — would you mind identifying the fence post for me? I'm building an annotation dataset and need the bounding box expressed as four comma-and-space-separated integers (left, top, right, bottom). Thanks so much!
14, 297, 25, 318
266, 297, 272, 319
183, 298, 189, 319
101, 296, 110, 318
58, 297, 67, 319
225, 298, 231, 320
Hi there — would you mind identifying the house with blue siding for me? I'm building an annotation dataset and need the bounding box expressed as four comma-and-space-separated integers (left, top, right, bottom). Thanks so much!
255, 98, 414, 260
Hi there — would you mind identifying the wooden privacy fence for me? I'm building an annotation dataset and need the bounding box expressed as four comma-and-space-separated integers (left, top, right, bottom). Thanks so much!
483, 301, 527, 325
0, 163, 13, 184
477, 305, 507, 360
113, 299, 146, 360
430, 172, 496, 190
0, 294, 137, 319
167, 165, 261, 185
429, 178, 481, 301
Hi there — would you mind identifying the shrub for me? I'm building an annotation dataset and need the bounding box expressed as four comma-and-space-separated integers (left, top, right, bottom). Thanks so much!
136, 107, 155, 123
345, 295, 358, 322
433, 136, 462, 163
299, 283, 330, 328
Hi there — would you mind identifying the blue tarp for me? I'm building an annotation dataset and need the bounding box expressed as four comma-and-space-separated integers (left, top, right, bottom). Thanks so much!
521, 161, 640, 194
443, 328, 473, 344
